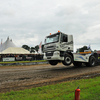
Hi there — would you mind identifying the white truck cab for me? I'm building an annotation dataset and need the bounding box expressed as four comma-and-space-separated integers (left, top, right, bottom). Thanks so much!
44, 31, 99, 67
43, 31, 74, 65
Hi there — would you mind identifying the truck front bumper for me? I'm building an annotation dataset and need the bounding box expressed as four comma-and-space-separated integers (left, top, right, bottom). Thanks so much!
43, 51, 64, 61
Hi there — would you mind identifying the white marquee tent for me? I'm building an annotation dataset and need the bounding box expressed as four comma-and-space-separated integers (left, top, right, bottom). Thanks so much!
1, 47, 30, 54
0, 37, 16, 52
0, 37, 30, 54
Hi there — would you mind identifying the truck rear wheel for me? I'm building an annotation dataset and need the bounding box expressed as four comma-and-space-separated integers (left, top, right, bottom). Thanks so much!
62, 54, 73, 66
86, 56, 96, 67
48, 60, 58, 66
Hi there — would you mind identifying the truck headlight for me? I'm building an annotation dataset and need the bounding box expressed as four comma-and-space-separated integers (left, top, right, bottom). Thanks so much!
54, 51, 60, 55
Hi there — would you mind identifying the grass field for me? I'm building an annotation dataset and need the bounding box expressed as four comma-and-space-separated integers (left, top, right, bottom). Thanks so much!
0, 76, 100, 100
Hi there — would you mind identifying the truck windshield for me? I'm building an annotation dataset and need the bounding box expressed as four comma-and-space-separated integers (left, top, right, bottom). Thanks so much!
45, 33, 60, 44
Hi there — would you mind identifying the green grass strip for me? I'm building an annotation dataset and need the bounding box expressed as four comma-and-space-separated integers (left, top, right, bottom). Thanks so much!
0, 76, 100, 100
0, 60, 47, 64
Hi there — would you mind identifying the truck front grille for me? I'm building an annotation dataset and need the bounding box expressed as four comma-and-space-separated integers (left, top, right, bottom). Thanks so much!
44, 45, 56, 52
46, 51, 54, 56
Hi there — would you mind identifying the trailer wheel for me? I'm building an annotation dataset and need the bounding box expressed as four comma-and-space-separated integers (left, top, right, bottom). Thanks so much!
62, 54, 73, 66
48, 60, 58, 66
86, 56, 96, 67
73, 61, 82, 67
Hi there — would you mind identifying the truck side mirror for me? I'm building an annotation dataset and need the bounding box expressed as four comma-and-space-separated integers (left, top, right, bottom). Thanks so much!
44, 39, 46, 43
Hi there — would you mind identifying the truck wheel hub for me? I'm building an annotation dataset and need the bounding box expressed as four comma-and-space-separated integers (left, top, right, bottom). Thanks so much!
65, 57, 71, 64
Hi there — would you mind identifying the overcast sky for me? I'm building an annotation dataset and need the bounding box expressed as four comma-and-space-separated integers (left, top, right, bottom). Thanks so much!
0, 0, 100, 51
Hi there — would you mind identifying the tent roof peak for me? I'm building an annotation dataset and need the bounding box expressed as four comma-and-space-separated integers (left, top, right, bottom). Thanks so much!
7, 36, 9, 40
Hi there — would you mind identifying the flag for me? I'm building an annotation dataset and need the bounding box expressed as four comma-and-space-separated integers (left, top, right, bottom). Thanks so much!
87, 44, 91, 50
38, 41, 42, 54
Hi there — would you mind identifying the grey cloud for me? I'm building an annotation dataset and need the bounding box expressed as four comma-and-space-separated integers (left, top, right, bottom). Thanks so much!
0, 10, 15, 17
0, 0, 100, 50
56, 6, 78, 17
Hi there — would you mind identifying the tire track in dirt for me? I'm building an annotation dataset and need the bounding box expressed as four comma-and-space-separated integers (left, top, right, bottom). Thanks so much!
0, 63, 100, 93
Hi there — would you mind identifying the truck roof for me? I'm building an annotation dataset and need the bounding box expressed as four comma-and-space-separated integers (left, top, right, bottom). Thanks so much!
46, 32, 68, 38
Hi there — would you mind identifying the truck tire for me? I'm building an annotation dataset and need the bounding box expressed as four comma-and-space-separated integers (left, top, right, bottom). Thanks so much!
62, 54, 73, 66
48, 60, 58, 66
86, 56, 96, 67
73, 61, 82, 67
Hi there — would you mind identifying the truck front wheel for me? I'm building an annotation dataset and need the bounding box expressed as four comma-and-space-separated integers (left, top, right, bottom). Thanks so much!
62, 54, 73, 66
48, 60, 58, 66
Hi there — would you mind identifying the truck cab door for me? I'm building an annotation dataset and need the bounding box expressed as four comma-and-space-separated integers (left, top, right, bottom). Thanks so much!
60, 34, 68, 50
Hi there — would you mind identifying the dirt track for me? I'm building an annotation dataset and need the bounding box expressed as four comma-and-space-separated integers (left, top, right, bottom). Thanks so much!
0, 63, 100, 93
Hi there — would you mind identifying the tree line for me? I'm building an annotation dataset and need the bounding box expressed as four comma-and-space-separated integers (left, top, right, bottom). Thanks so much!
22, 44, 44, 53
22, 44, 91, 53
